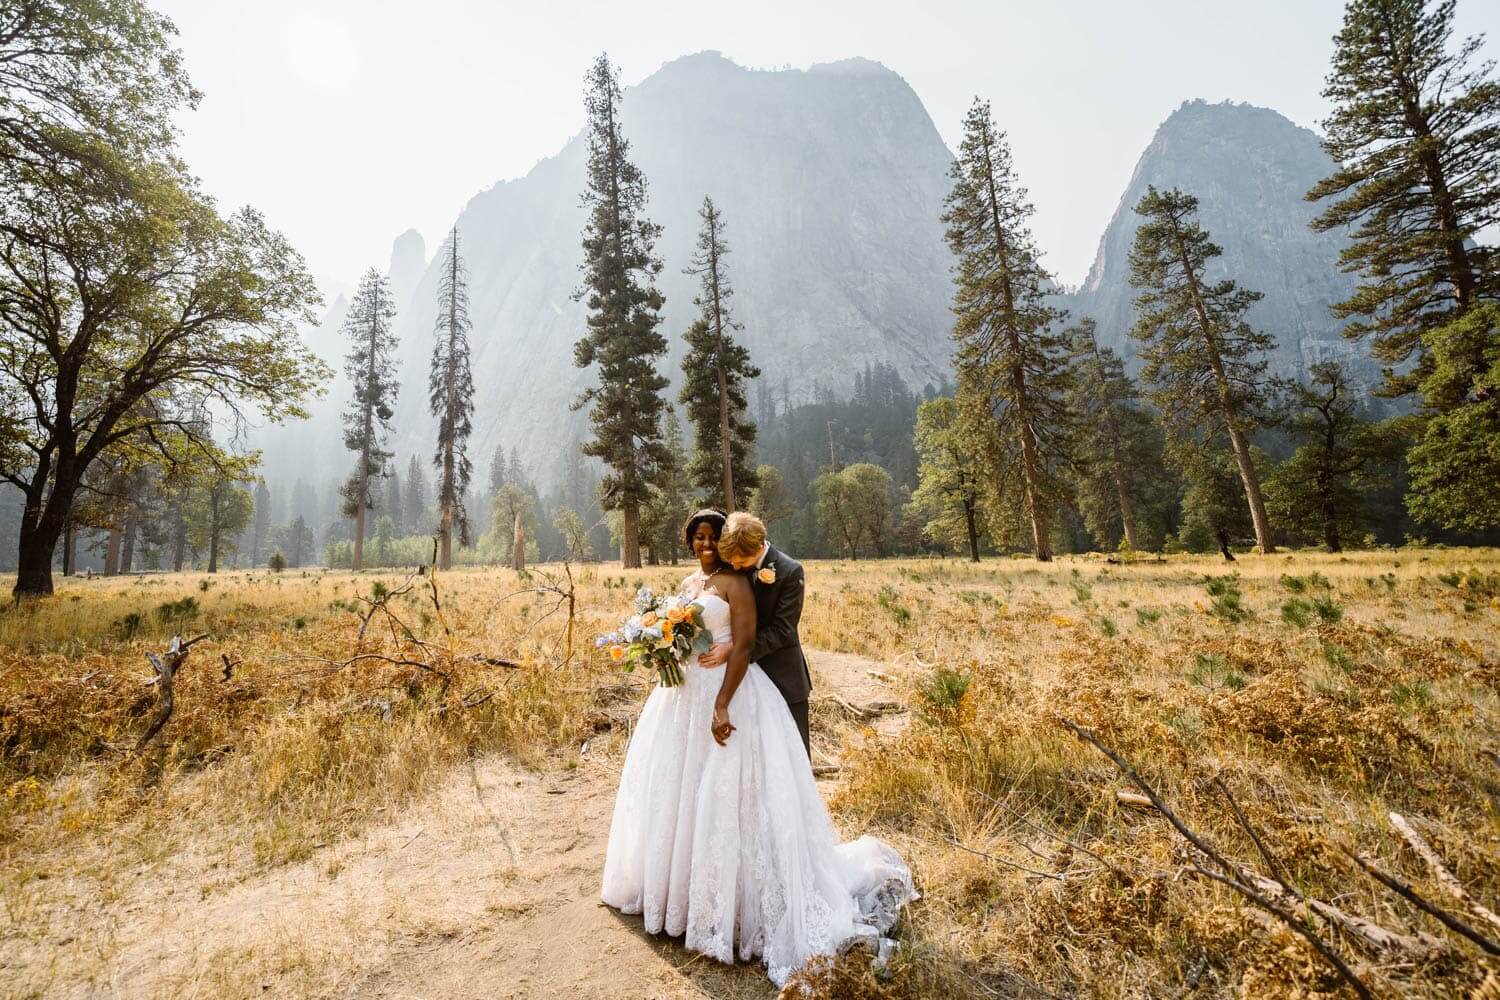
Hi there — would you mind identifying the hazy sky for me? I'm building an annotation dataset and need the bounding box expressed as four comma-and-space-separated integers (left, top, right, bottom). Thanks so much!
156, 0, 1500, 291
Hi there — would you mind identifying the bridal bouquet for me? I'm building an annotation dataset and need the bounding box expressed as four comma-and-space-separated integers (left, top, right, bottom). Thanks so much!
596, 586, 715, 688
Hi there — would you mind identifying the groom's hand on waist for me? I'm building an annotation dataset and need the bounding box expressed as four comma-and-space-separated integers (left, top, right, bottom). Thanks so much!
699, 642, 731, 667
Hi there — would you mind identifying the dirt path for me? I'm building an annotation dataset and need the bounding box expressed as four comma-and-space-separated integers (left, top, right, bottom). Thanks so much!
29, 648, 910, 1000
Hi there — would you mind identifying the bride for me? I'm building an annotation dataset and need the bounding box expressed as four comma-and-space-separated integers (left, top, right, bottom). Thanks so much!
600, 508, 916, 986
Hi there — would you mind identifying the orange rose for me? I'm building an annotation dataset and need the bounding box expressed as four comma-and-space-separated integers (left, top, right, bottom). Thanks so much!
756, 567, 776, 585
609, 645, 625, 661
641, 612, 659, 627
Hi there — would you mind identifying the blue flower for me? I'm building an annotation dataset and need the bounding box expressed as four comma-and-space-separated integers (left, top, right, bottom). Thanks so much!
633, 587, 656, 613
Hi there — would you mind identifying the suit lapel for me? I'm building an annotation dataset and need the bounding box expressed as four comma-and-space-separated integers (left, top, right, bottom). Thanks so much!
752, 545, 779, 612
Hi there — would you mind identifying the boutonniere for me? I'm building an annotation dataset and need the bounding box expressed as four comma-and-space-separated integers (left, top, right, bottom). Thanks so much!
756, 567, 776, 585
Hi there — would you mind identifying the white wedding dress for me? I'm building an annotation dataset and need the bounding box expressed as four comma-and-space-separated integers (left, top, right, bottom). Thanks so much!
600, 589, 916, 986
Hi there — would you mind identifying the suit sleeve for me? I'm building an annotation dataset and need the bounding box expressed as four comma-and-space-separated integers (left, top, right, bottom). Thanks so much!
749, 561, 804, 664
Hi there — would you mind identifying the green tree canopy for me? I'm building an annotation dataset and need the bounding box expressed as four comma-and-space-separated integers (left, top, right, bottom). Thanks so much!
909, 397, 987, 560
1308, 0, 1499, 399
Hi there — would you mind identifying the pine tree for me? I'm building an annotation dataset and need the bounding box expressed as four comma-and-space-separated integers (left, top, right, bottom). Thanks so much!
1065, 318, 1159, 551
283, 515, 312, 568
1308, 0, 1499, 398
646, 409, 694, 564
1403, 302, 1500, 531
404, 454, 429, 535
942, 99, 1072, 561
250, 481, 271, 565
571, 54, 671, 569
428, 227, 476, 569
488, 443, 509, 496
1128, 186, 1279, 555
679, 197, 760, 508
386, 465, 404, 537
1266, 361, 1392, 550
339, 268, 400, 571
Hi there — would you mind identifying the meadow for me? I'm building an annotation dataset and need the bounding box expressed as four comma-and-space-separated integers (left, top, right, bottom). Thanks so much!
1, 547, 1497, 998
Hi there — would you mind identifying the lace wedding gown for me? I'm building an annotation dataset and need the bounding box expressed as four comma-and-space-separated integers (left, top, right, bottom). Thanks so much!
600, 590, 916, 986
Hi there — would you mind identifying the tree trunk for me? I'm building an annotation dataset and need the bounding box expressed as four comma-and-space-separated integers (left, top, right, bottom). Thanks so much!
62, 518, 75, 576
1018, 420, 1052, 561
1225, 422, 1275, 554
439, 521, 452, 572
1172, 225, 1274, 555
620, 504, 641, 568
1217, 528, 1236, 562
104, 528, 122, 576
352, 501, 366, 571
1112, 470, 1140, 551
512, 510, 525, 572
717, 362, 734, 510
964, 496, 980, 562
121, 514, 137, 574
207, 496, 221, 573
14, 527, 57, 595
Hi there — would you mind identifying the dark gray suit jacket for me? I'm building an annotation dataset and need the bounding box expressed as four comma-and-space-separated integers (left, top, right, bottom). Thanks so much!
748, 545, 811, 705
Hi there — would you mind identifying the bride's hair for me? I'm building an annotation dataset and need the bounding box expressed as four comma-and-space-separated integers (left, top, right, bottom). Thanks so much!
682, 508, 727, 547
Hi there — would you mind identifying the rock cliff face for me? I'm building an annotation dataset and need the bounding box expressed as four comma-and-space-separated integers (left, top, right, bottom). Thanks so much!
382, 51, 957, 485
259, 80, 1389, 496
1064, 100, 1376, 394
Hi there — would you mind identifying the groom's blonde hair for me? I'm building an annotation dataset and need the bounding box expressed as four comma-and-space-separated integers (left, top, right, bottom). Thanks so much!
718, 512, 766, 561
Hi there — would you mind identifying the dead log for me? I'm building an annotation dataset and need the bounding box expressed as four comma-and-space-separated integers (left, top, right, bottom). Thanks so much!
1390, 812, 1500, 938
136, 633, 211, 751
814, 694, 903, 721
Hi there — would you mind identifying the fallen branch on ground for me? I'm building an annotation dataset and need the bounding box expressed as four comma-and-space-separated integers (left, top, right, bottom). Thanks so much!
814, 694, 902, 720
1345, 850, 1500, 956
136, 633, 212, 751
1055, 714, 1379, 999
1389, 812, 1500, 939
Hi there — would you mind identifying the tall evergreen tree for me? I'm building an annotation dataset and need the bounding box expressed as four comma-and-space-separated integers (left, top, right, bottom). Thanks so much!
429, 226, 476, 569
1266, 361, 1392, 550
679, 196, 759, 508
1308, 0, 1499, 398
1402, 302, 1500, 531
645, 409, 694, 565
1128, 186, 1279, 554
404, 454, 429, 537
488, 442, 510, 495
339, 268, 399, 571
386, 464, 404, 537
942, 99, 1072, 560
1065, 318, 1159, 551
571, 54, 671, 568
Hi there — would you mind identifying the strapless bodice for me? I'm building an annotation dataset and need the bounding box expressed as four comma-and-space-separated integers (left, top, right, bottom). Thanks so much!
691, 592, 734, 646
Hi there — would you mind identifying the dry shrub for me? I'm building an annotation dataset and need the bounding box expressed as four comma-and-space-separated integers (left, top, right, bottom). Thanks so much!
780, 944, 972, 1000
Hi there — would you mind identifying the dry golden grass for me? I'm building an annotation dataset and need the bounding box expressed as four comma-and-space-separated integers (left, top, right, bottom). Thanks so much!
805, 548, 1500, 998
1, 547, 1498, 998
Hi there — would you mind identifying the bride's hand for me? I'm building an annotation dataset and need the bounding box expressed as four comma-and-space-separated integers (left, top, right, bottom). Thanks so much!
698, 642, 731, 667
711, 702, 735, 746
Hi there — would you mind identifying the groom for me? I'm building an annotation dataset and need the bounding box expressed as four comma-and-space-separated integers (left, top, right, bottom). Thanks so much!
700, 511, 813, 757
